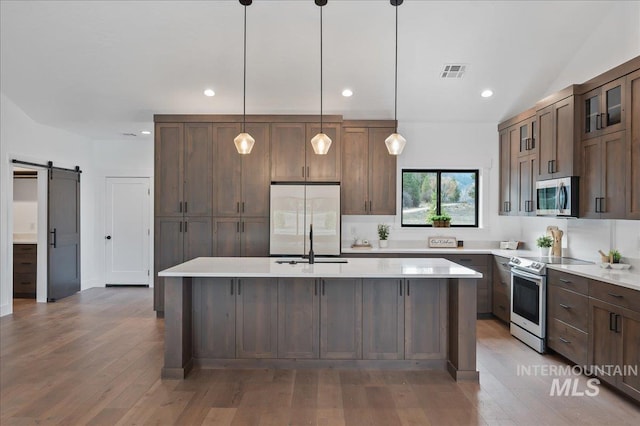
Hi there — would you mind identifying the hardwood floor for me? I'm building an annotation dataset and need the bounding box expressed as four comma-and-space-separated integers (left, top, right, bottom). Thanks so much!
1, 288, 638, 425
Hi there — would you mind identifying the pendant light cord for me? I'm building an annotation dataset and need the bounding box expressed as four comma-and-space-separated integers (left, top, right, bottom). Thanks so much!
320, 5, 324, 133
243, 3, 247, 133
394, 3, 398, 133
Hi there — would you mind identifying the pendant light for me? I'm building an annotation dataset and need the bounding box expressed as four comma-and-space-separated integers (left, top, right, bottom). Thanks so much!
385, 0, 406, 156
310, 0, 332, 155
234, 0, 255, 155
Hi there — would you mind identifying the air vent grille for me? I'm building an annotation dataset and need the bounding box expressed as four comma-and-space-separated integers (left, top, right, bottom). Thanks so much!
441, 64, 467, 79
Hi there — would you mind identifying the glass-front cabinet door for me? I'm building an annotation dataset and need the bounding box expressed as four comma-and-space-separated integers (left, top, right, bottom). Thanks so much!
582, 77, 625, 139
517, 117, 536, 157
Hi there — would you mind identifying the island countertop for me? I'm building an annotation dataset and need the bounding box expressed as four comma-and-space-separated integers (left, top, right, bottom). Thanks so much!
158, 257, 484, 279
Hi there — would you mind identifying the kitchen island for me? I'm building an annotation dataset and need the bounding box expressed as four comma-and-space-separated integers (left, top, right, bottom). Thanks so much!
158, 257, 482, 382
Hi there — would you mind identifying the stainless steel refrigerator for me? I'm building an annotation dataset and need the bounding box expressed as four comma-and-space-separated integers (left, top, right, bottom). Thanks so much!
269, 184, 341, 256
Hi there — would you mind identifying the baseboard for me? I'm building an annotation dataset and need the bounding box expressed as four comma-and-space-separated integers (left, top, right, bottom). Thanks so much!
0, 302, 12, 317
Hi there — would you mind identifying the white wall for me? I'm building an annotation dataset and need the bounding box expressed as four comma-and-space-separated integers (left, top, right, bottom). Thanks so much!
12, 177, 38, 234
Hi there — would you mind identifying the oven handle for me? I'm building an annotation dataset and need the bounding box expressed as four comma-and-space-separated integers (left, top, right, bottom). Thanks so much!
511, 268, 544, 284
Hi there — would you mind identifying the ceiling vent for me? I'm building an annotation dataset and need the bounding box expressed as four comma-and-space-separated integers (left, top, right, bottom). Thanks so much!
440, 64, 467, 79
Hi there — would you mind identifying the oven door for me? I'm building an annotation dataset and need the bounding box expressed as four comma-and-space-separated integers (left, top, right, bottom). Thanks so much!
510, 268, 545, 338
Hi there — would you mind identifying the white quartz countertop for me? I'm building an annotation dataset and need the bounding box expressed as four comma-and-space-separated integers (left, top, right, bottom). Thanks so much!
548, 264, 640, 291
341, 246, 538, 258
159, 257, 483, 279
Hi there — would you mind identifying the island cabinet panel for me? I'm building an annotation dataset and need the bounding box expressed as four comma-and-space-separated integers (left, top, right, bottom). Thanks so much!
154, 217, 184, 312
236, 278, 278, 358
362, 278, 404, 360
277, 278, 320, 359
192, 278, 236, 359
405, 279, 448, 360
320, 278, 362, 360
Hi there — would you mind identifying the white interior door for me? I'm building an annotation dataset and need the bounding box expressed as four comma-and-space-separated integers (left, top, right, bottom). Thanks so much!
105, 177, 150, 285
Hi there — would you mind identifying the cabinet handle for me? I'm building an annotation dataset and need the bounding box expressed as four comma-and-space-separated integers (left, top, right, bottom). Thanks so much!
460, 258, 472, 263
184, 221, 188, 232
559, 337, 571, 344
595, 197, 600, 213
600, 113, 606, 128
302, 166, 305, 178
559, 303, 571, 309
307, 166, 310, 177
599, 197, 606, 213
21, 282, 30, 285
547, 161, 552, 174
242, 202, 245, 213
407, 280, 410, 296
595, 113, 601, 130
50, 228, 57, 248
609, 312, 616, 331
230, 280, 234, 295
242, 221, 245, 233
615, 314, 621, 333
369, 201, 372, 212
20, 262, 32, 265
184, 202, 188, 213
507, 201, 511, 212
364, 201, 368, 212
179, 201, 182, 213
322, 280, 325, 296
500, 262, 509, 267
498, 304, 506, 310
237, 202, 240, 213
552, 160, 556, 173
238, 280, 241, 295
236, 222, 239, 233
559, 278, 571, 283
607, 292, 623, 299
399, 280, 403, 296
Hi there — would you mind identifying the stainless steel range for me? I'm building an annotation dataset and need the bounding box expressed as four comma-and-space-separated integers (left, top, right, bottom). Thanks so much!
508, 256, 592, 353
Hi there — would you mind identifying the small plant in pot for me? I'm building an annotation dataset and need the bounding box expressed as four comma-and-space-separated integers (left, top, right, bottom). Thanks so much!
377, 224, 390, 248
428, 212, 452, 228
536, 235, 553, 256
609, 249, 622, 264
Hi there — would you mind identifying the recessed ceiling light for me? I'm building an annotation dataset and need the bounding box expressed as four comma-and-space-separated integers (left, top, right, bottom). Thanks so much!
204, 89, 215, 97
141, 130, 151, 135
481, 89, 494, 98
342, 89, 353, 97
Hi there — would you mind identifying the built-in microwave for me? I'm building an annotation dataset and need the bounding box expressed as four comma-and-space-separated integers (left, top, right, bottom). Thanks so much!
535, 176, 579, 217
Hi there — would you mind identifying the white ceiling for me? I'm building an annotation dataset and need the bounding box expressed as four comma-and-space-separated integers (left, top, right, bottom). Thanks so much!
1, 0, 639, 140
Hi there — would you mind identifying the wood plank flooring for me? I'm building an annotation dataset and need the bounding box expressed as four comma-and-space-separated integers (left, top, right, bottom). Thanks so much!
1, 288, 639, 425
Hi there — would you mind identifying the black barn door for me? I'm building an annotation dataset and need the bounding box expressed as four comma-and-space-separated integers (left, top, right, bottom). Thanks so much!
48, 169, 80, 301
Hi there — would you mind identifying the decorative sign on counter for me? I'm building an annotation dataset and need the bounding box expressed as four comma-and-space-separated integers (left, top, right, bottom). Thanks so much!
428, 236, 458, 248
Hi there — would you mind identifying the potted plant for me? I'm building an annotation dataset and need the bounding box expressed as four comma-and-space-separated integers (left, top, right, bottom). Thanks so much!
608, 249, 621, 264
377, 224, 390, 248
536, 235, 553, 257
428, 213, 451, 228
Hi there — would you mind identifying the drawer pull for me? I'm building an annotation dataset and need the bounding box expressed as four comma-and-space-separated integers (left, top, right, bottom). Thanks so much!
607, 293, 623, 299
21, 282, 31, 285
21, 262, 32, 265
559, 337, 571, 344
500, 262, 509, 267
559, 303, 571, 309
559, 279, 571, 283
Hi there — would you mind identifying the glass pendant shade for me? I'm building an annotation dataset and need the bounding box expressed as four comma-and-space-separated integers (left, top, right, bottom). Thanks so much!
310, 132, 332, 155
234, 132, 255, 155
385, 132, 406, 155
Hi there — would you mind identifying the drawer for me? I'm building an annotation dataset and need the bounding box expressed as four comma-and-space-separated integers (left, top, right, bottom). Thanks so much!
590, 280, 640, 312
444, 254, 489, 267
548, 286, 589, 332
13, 273, 36, 293
13, 259, 37, 274
14, 244, 36, 254
493, 291, 510, 323
547, 269, 588, 296
547, 318, 588, 365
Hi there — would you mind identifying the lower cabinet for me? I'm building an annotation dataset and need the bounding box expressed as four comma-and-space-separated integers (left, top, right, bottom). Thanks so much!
362, 278, 404, 360
13, 244, 37, 299
491, 256, 511, 323
320, 278, 362, 359
404, 279, 448, 360
193, 278, 236, 359
277, 278, 319, 359
236, 278, 278, 358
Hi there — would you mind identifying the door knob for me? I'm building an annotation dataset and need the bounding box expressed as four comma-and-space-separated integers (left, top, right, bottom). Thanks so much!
105, 235, 112, 240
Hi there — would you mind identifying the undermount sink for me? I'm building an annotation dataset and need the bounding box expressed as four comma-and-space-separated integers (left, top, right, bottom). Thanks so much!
274, 258, 348, 265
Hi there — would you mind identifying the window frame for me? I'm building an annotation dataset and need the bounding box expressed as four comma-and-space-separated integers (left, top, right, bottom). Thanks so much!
401, 168, 479, 228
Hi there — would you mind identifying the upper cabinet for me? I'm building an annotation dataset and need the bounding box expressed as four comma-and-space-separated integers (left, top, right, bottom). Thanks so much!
581, 77, 626, 140
341, 122, 397, 215
155, 123, 184, 217
626, 69, 640, 219
270, 121, 341, 182
536, 96, 577, 180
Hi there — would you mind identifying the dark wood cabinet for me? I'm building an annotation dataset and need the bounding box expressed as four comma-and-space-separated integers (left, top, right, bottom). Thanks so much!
516, 116, 537, 158
277, 278, 320, 359
536, 96, 576, 180
516, 154, 536, 216
183, 217, 213, 261
580, 130, 627, 218
320, 278, 362, 359
492, 256, 510, 323
270, 121, 341, 182
13, 244, 36, 298
213, 217, 269, 257
236, 278, 278, 358
498, 129, 512, 215
341, 123, 396, 215
155, 123, 184, 217
362, 278, 404, 360
193, 278, 236, 359
581, 76, 626, 140
404, 279, 447, 360
184, 123, 214, 216
626, 69, 640, 219
589, 299, 622, 385
214, 123, 270, 217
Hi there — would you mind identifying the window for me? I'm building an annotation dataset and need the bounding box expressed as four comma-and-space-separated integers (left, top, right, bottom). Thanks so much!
401, 169, 479, 227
